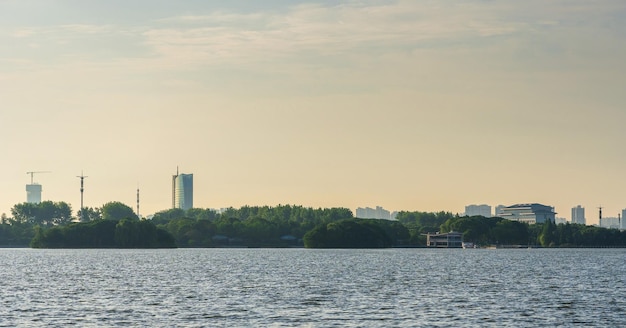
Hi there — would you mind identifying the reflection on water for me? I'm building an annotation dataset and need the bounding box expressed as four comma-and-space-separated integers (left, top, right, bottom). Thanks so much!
0, 248, 624, 327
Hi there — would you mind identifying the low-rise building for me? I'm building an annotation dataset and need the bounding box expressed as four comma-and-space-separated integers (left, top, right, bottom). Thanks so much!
599, 217, 621, 229
465, 204, 492, 217
425, 231, 463, 248
499, 203, 556, 224
494, 205, 506, 217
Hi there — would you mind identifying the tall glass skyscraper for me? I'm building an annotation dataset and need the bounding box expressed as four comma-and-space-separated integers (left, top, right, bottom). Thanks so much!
172, 171, 193, 211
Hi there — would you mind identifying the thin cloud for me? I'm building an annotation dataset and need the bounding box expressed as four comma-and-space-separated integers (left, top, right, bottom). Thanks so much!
141, 1, 530, 67
2, 0, 624, 76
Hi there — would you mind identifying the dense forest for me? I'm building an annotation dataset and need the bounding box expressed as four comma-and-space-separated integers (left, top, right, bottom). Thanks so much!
2, 201, 626, 248
30, 218, 176, 248
303, 219, 409, 248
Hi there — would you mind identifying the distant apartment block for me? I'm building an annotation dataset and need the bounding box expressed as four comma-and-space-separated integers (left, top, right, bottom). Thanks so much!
172, 170, 193, 211
499, 203, 556, 224
571, 205, 585, 225
26, 184, 42, 204
555, 217, 568, 225
356, 206, 396, 220
464, 204, 492, 217
600, 217, 622, 230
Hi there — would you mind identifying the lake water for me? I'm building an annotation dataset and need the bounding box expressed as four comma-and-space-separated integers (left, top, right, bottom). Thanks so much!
0, 248, 624, 327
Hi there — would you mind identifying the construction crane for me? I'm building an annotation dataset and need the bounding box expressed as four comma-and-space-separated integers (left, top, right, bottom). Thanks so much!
26, 171, 51, 184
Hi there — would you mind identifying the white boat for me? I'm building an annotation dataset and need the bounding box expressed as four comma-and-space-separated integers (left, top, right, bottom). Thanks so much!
462, 242, 476, 249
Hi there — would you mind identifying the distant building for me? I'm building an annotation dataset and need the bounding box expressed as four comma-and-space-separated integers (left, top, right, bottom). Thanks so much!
622, 209, 626, 229
571, 205, 585, 225
465, 204, 492, 217
26, 184, 42, 204
425, 231, 463, 248
172, 170, 193, 211
499, 203, 556, 224
600, 217, 621, 229
494, 205, 506, 217
356, 206, 393, 220
555, 217, 568, 225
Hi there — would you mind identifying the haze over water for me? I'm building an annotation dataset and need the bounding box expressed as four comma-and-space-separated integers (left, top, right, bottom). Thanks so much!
1, 248, 624, 327
2, 1, 626, 219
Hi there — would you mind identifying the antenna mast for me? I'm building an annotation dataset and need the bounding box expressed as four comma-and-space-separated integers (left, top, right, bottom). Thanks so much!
598, 206, 603, 228
77, 171, 88, 221
137, 186, 140, 219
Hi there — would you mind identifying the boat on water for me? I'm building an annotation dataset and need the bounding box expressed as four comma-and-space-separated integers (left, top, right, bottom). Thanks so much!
462, 242, 476, 249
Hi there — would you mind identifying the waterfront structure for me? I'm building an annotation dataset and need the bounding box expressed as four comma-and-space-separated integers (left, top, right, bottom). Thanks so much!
172, 169, 193, 211
26, 184, 42, 203
571, 205, 585, 225
465, 204, 492, 217
498, 203, 556, 224
425, 231, 463, 248
356, 206, 395, 220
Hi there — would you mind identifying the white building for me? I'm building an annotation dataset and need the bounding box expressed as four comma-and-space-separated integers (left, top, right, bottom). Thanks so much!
571, 205, 585, 225
494, 205, 506, 217
499, 203, 556, 224
465, 204, 492, 217
172, 172, 193, 211
26, 184, 42, 204
356, 206, 393, 220
600, 217, 621, 229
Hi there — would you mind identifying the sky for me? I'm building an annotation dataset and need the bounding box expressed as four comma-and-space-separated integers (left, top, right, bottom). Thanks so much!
1, 0, 626, 223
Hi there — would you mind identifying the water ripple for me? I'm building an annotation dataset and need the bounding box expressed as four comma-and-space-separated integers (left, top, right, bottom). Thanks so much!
0, 248, 625, 327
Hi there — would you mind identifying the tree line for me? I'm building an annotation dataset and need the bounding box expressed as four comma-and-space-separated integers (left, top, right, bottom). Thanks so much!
2, 201, 626, 248
440, 215, 626, 247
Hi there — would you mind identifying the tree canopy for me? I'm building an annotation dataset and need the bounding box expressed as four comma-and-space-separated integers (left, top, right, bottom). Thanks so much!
10, 201, 72, 226
101, 201, 138, 221
303, 219, 395, 248
30, 219, 176, 248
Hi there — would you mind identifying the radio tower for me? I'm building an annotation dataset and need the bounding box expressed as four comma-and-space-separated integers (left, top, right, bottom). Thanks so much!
137, 186, 140, 219
598, 206, 603, 228
77, 171, 88, 221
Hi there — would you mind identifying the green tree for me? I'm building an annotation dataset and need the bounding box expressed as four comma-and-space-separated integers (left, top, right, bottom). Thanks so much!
101, 202, 138, 221
304, 219, 392, 248
163, 217, 215, 247
151, 208, 185, 225
77, 207, 102, 222
539, 220, 557, 247
186, 208, 218, 221
11, 201, 72, 226
31, 219, 175, 248
242, 217, 279, 244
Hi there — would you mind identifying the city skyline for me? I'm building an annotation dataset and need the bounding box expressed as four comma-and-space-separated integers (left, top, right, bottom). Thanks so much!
2, 1, 626, 223
5, 172, 626, 227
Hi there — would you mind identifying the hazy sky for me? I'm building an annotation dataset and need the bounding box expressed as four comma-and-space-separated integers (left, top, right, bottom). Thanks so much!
2, 1, 626, 223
